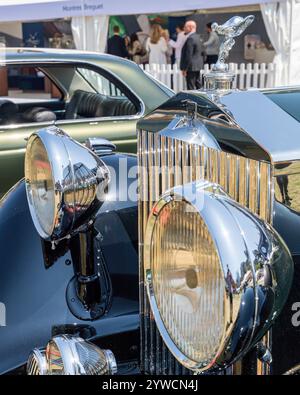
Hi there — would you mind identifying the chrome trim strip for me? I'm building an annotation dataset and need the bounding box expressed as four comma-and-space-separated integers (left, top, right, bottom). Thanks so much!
0, 115, 142, 133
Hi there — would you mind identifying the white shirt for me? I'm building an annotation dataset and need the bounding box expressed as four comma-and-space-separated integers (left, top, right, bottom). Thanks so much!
169, 31, 187, 61
146, 37, 168, 65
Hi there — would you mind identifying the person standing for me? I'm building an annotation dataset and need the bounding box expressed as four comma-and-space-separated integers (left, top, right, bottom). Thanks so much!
128, 33, 143, 64
161, 29, 173, 64
169, 24, 187, 66
107, 25, 128, 58
180, 20, 203, 90
145, 24, 168, 65
203, 22, 220, 66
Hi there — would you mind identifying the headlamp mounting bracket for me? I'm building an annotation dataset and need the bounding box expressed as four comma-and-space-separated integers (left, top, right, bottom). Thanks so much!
66, 224, 112, 321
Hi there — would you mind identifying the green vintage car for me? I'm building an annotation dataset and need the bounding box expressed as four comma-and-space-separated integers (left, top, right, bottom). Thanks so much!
0, 48, 173, 196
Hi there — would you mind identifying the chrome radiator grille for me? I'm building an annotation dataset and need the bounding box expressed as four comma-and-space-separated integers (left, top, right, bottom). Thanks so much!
138, 129, 272, 374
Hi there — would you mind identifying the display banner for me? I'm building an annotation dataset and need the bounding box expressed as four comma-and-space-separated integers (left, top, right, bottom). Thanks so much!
0, 0, 287, 23
22, 22, 44, 47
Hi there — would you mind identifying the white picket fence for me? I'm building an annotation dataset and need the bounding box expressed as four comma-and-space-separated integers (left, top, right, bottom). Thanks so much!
141, 63, 276, 92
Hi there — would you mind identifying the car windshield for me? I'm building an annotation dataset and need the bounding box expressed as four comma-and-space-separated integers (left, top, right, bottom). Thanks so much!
264, 89, 300, 123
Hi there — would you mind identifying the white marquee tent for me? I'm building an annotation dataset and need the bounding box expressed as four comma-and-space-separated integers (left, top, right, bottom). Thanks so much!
0, 0, 299, 86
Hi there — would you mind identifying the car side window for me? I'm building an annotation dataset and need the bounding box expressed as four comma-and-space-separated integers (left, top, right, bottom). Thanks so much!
77, 68, 124, 97
0, 66, 62, 101
64, 66, 139, 120
0, 65, 63, 126
0, 63, 140, 127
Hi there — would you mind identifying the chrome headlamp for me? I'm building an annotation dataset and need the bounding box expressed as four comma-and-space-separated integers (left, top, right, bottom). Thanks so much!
27, 335, 117, 375
25, 126, 109, 240
144, 181, 293, 372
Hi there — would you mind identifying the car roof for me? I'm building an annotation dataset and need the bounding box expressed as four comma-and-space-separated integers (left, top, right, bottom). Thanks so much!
1, 47, 130, 64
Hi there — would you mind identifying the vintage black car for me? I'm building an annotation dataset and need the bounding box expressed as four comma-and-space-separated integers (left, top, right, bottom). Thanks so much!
0, 15, 299, 375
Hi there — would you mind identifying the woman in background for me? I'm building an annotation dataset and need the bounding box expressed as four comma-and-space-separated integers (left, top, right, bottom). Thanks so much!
169, 23, 186, 66
128, 33, 143, 64
161, 29, 173, 64
145, 24, 168, 65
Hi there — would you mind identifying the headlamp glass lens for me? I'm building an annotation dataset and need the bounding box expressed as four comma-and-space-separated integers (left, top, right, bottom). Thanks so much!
26, 137, 55, 237
150, 199, 226, 366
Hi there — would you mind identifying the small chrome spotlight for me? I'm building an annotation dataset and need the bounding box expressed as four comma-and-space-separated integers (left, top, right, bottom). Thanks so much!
45, 335, 117, 375
27, 335, 117, 375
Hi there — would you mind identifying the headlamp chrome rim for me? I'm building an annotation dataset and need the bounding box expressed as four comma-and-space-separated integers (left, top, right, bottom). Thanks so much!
144, 180, 293, 372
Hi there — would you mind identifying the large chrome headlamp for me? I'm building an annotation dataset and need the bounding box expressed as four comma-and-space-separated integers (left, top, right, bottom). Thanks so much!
144, 181, 293, 372
25, 126, 109, 240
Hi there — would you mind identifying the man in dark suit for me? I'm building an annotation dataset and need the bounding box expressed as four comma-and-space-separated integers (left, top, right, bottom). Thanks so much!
180, 20, 203, 90
107, 25, 128, 58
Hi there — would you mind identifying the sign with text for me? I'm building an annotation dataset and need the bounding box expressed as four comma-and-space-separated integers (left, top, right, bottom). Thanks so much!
0, 0, 287, 23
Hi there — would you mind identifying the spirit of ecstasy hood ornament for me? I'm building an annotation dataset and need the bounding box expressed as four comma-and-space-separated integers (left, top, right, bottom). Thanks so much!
204, 15, 255, 92
212, 15, 255, 72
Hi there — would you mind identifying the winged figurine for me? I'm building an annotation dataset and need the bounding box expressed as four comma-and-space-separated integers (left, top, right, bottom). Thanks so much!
212, 15, 255, 72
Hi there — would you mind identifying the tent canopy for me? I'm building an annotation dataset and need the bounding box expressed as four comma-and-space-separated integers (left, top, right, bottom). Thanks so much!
0, 0, 286, 22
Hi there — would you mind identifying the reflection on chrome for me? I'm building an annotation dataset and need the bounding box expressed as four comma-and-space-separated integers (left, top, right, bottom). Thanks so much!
275, 161, 300, 212
144, 181, 294, 372
159, 108, 221, 151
